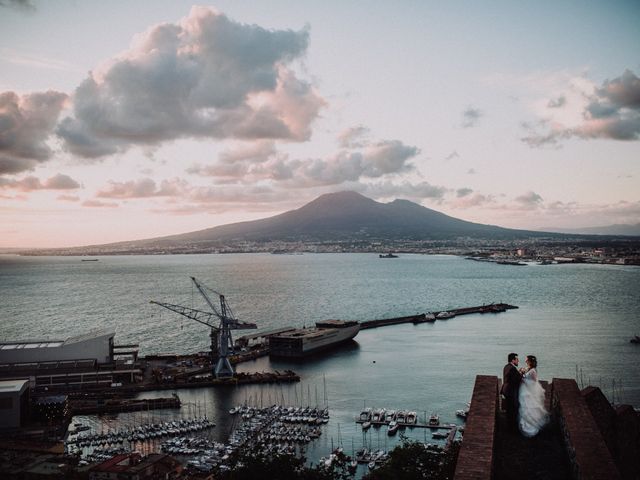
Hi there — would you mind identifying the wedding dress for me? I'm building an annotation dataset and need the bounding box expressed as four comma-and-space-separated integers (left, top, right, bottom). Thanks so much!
518, 368, 549, 437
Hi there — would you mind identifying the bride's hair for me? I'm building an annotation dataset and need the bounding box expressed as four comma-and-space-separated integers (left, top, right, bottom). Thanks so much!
526, 355, 538, 368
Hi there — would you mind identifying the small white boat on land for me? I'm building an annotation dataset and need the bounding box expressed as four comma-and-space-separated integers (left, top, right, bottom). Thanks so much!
436, 311, 455, 320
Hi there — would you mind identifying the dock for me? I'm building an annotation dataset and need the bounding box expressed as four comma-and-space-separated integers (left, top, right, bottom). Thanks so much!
360, 303, 517, 330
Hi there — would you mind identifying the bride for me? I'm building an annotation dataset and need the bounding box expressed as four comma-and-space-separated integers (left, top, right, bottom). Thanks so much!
518, 355, 549, 437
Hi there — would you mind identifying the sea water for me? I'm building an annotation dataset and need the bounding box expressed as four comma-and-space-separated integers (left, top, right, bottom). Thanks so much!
1, 253, 638, 460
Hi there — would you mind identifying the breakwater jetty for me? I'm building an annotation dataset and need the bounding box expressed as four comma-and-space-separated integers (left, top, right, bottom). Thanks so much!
360, 303, 517, 330
128, 370, 301, 393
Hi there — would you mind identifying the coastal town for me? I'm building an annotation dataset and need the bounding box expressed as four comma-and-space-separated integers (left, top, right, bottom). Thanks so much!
16, 237, 640, 266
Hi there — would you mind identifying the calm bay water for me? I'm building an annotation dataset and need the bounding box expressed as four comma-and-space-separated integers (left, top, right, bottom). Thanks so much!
1, 253, 639, 460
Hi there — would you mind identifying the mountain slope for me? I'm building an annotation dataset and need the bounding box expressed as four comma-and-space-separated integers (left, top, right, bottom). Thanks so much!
115, 191, 542, 249
29, 191, 568, 254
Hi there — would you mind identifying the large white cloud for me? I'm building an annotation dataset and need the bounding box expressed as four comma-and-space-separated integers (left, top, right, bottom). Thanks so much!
57, 6, 323, 158
0, 90, 68, 175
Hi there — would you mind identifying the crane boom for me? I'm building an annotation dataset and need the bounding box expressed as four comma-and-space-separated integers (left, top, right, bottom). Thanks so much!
149, 301, 219, 329
150, 277, 257, 378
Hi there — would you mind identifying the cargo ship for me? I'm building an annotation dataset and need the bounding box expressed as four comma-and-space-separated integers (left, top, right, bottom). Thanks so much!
269, 320, 361, 358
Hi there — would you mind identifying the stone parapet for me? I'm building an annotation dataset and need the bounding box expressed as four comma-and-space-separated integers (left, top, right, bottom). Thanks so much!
453, 375, 498, 480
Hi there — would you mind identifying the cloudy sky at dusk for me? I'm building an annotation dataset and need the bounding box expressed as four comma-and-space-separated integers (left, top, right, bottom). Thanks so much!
1, 0, 639, 248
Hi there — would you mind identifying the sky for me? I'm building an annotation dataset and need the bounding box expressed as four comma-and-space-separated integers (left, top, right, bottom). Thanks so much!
0, 0, 639, 248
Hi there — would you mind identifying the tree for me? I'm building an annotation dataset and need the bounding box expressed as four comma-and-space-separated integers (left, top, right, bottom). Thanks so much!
363, 438, 460, 480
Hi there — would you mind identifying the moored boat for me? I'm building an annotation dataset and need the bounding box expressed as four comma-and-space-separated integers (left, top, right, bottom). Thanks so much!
359, 407, 372, 422
406, 411, 417, 425
372, 408, 386, 423
395, 410, 407, 425
387, 420, 399, 436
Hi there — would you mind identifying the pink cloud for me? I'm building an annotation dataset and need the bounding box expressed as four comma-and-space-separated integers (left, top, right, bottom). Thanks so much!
96, 178, 187, 199
522, 68, 640, 147
57, 194, 80, 202
82, 199, 118, 208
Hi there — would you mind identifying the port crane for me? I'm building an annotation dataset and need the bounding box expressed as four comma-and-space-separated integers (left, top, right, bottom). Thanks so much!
150, 276, 257, 378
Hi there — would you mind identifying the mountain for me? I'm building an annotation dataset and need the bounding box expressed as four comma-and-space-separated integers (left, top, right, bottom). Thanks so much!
58, 191, 553, 254
543, 223, 640, 237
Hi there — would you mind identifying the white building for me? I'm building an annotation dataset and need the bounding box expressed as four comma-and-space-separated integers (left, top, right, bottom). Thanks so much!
0, 379, 29, 429
0, 328, 115, 365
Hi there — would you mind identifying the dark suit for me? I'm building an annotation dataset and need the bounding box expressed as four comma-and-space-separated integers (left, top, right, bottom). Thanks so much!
501, 363, 522, 431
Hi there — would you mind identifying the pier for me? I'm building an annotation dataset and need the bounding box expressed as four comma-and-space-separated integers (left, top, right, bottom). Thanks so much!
355, 419, 457, 430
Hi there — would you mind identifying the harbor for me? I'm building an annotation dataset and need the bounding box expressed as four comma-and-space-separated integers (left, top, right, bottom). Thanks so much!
1, 253, 638, 478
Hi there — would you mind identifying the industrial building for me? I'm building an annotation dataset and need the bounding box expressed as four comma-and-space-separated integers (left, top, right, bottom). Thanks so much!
0, 329, 141, 393
0, 379, 29, 429
0, 328, 115, 365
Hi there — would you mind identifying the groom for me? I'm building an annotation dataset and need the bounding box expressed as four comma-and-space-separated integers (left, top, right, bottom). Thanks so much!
501, 352, 522, 433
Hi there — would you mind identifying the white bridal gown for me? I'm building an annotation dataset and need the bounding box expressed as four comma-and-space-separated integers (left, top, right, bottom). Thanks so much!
518, 368, 549, 437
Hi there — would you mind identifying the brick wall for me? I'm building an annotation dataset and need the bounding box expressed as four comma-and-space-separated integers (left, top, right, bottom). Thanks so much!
552, 378, 621, 480
582, 385, 640, 480
453, 375, 498, 480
